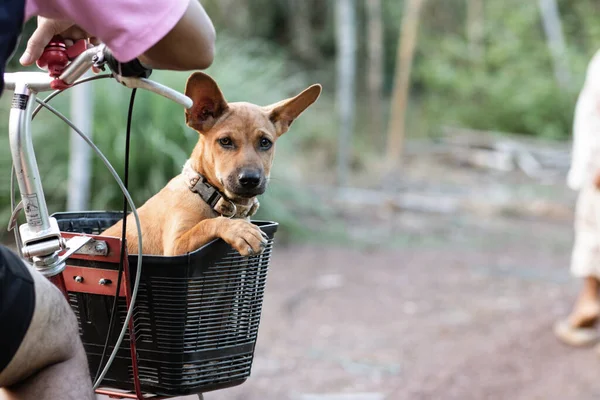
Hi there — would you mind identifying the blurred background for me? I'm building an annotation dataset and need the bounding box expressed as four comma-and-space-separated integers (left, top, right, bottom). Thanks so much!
5, 0, 600, 399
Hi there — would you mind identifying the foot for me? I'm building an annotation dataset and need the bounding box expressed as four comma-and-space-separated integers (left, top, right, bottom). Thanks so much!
554, 300, 600, 347
567, 301, 600, 328
554, 320, 600, 347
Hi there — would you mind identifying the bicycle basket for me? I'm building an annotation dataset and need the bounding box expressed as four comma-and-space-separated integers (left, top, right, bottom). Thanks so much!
52, 211, 277, 397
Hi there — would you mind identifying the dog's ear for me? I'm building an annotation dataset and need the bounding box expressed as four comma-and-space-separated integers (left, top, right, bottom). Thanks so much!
265, 84, 322, 136
184, 72, 229, 133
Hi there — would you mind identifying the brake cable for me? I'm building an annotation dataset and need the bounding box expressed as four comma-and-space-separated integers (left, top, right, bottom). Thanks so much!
93, 88, 137, 383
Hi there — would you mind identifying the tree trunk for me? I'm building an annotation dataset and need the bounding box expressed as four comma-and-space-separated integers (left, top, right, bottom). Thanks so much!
466, 0, 484, 62
288, 0, 319, 62
365, 0, 385, 143
385, 0, 425, 168
538, 0, 571, 90
335, 0, 357, 187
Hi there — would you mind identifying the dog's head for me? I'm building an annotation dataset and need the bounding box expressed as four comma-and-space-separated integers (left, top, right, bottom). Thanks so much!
184, 72, 321, 201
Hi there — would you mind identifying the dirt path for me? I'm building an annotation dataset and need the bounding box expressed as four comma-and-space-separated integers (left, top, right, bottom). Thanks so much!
199, 211, 600, 400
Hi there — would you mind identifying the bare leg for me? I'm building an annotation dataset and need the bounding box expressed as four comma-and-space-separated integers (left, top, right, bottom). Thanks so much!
0, 261, 94, 400
567, 276, 600, 328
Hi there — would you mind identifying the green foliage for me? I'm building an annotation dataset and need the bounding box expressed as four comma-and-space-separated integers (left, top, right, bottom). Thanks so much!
413, 0, 599, 140
201, 0, 600, 142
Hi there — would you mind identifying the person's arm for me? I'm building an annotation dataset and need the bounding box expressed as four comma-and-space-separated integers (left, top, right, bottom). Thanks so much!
21, 0, 215, 71
138, 0, 215, 70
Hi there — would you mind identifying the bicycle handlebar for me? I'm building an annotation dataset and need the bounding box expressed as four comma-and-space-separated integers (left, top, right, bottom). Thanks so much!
4, 42, 101, 92
118, 77, 193, 109
3, 42, 193, 109
60, 45, 103, 85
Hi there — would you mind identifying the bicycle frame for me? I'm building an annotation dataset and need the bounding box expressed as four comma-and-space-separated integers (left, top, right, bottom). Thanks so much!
6, 46, 102, 283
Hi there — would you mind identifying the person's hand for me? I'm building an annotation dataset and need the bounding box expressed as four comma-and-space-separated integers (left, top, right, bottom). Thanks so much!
19, 17, 96, 66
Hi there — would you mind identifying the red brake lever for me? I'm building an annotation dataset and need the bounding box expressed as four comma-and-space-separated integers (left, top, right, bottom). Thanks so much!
36, 36, 88, 89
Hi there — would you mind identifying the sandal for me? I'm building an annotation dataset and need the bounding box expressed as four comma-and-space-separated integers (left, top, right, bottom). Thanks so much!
554, 319, 600, 347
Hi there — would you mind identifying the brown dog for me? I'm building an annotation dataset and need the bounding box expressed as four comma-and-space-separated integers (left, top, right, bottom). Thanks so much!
102, 72, 321, 256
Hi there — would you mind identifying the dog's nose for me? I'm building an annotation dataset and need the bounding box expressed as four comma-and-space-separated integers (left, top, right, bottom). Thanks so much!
238, 170, 262, 188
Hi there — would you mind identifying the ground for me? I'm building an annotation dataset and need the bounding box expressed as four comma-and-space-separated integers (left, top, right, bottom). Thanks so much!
198, 211, 598, 400
201, 152, 600, 400
84, 147, 600, 400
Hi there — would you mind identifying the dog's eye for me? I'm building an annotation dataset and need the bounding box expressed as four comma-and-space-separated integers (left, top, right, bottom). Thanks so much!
218, 137, 233, 148
259, 138, 272, 150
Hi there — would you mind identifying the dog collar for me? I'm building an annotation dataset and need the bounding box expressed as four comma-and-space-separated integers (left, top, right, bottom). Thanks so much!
182, 160, 259, 219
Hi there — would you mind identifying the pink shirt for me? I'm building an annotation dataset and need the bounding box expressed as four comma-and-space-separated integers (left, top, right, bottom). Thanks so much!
25, 0, 190, 62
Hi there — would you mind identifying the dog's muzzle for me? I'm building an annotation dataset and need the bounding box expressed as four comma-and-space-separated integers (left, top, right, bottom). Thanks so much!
229, 168, 265, 198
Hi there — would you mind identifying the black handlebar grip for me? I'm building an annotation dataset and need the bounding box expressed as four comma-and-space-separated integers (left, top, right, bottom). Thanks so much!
103, 48, 152, 78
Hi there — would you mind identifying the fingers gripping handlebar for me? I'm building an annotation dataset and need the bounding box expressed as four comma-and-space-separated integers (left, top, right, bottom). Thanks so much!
36, 37, 88, 77
32, 37, 193, 106
37, 36, 153, 90
4, 38, 190, 108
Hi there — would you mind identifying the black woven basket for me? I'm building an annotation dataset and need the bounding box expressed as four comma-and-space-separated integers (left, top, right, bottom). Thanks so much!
52, 211, 277, 397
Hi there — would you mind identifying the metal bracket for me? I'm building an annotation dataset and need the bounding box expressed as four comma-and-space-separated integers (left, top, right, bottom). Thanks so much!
20, 217, 64, 259
24, 238, 64, 259
75, 239, 109, 257
30, 235, 92, 277
58, 235, 94, 264
20, 217, 63, 248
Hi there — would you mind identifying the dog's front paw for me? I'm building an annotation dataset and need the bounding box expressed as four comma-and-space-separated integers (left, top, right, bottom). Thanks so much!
220, 218, 268, 257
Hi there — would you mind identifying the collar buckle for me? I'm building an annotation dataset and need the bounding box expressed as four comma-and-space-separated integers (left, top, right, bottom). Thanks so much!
183, 160, 257, 219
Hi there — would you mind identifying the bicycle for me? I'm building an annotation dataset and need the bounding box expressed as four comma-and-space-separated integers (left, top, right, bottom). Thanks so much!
3, 38, 278, 400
